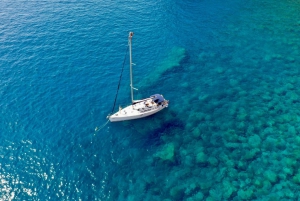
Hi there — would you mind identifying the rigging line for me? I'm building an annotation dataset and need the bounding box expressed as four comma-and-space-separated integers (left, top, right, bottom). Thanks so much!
110, 45, 129, 115
95, 46, 128, 134
94, 119, 110, 134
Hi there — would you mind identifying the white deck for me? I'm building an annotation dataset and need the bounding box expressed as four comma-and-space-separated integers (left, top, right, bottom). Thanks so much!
109, 99, 168, 122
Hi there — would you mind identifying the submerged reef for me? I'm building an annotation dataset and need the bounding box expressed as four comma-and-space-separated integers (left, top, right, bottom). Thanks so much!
111, 1, 300, 200
137, 46, 186, 88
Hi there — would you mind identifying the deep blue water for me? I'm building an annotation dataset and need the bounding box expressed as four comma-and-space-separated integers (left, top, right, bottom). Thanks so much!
1, 0, 300, 200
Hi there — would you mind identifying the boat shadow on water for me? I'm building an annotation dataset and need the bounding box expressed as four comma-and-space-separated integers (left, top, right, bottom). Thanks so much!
123, 109, 184, 147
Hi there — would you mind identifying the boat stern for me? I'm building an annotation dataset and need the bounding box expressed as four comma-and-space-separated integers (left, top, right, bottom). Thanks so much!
150, 94, 169, 107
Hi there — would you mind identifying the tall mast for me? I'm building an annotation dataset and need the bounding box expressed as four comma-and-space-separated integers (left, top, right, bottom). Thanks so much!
129, 32, 134, 104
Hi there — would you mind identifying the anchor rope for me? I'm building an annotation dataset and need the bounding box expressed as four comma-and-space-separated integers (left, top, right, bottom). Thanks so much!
94, 119, 110, 134
110, 45, 129, 115
95, 46, 129, 134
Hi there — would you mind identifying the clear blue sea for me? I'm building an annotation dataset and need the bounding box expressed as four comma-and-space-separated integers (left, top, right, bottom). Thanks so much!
1, 0, 300, 200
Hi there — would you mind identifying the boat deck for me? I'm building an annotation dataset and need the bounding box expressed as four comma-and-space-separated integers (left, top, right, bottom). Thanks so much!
109, 99, 168, 122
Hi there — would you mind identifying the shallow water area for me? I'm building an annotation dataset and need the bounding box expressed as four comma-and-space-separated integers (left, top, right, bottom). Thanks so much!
1, 0, 300, 200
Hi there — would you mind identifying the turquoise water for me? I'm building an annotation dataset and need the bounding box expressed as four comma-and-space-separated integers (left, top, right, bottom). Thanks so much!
1, 0, 300, 200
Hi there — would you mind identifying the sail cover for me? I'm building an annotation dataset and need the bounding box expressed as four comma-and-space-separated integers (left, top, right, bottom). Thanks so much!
150, 94, 165, 104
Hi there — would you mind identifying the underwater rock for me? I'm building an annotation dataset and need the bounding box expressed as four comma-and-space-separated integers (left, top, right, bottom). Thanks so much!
184, 182, 197, 195
208, 156, 219, 166
264, 170, 277, 183
237, 188, 253, 200
282, 167, 293, 176
225, 142, 240, 150
180, 82, 189, 88
186, 191, 204, 201
282, 157, 297, 168
209, 187, 223, 200
292, 172, 300, 184
248, 134, 261, 148
205, 196, 216, 201
236, 107, 247, 121
138, 46, 186, 87
263, 136, 277, 151
253, 177, 264, 188
169, 186, 184, 200
295, 136, 300, 145
222, 180, 235, 199
154, 143, 175, 162
229, 79, 239, 87
243, 148, 260, 160
216, 67, 225, 74
192, 127, 201, 138
287, 125, 296, 135
183, 155, 194, 167
223, 129, 239, 142
196, 151, 207, 164
280, 188, 295, 199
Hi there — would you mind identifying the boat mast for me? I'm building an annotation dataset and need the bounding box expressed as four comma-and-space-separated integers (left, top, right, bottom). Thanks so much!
129, 32, 134, 104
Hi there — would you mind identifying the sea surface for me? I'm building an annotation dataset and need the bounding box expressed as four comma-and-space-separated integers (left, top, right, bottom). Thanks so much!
1, 0, 300, 200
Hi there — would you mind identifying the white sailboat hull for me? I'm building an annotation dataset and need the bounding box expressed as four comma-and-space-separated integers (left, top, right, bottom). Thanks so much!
109, 99, 168, 122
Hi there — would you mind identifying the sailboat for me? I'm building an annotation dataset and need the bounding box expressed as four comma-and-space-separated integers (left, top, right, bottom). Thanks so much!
108, 32, 169, 122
